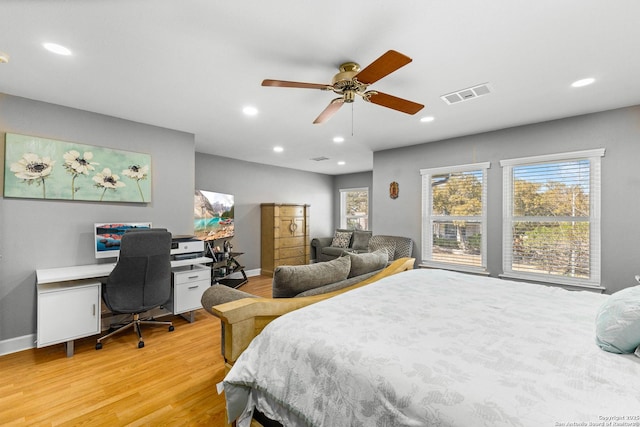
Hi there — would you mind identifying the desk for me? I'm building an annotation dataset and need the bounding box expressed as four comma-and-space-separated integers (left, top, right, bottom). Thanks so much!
36, 257, 212, 357
36, 257, 213, 283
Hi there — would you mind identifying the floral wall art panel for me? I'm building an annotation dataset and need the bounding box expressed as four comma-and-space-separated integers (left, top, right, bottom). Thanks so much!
3, 133, 151, 203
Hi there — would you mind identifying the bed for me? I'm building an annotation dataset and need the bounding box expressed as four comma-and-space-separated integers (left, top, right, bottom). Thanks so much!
214, 265, 640, 427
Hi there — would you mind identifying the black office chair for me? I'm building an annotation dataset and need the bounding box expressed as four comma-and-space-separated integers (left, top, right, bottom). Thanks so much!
96, 228, 174, 349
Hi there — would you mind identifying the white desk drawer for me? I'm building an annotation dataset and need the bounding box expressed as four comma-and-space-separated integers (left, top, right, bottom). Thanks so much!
172, 265, 210, 285
171, 279, 209, 313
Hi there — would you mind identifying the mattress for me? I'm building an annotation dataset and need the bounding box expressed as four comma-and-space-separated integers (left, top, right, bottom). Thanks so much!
222, 268, 640, 427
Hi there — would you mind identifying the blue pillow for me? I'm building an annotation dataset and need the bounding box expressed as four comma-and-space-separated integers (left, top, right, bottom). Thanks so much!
595, 285, 640, 355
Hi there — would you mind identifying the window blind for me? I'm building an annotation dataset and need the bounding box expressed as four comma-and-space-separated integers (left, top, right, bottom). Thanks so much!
501, 149, 604, 287
421, 162, 490, 272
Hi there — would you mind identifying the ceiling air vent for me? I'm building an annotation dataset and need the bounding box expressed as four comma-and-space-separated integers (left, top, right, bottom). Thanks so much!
311, 156, 330, 162
441, 83, 491, 105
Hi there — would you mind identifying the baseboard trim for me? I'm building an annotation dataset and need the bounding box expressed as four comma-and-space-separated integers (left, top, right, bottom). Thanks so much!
0, 334, 36, 356
226, 268, 260, 280
244, 268, 261, 277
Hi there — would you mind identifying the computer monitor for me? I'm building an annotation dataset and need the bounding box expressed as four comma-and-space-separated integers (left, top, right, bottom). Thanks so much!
94, 222, 152, 259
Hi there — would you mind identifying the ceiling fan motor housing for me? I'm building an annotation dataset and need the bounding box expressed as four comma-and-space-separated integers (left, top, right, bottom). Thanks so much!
331, 62, 368, 101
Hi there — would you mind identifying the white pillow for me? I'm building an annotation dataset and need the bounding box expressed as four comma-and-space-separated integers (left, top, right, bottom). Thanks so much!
595, 285, 640, 356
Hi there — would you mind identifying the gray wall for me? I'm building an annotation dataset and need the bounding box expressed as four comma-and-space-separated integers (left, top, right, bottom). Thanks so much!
373, 105, 640, 294
0, 94, 195, 346
194, 153, 334, 268
333, 171, 373, 230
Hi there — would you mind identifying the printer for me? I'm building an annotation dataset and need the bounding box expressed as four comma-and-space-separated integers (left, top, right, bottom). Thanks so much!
170, 236, 204, 260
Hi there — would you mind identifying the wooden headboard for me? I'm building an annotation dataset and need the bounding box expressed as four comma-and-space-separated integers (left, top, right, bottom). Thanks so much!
211, 257, 416, 371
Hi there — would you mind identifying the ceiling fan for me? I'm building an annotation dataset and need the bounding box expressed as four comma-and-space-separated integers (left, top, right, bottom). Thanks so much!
262, 50, 424, 124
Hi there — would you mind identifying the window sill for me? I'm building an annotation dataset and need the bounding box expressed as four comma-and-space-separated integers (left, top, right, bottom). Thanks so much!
419, 262, 490, 276
499, 272, 606, 293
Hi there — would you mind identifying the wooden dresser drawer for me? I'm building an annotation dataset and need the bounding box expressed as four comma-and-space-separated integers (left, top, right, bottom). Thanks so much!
278, 236, 306, 248
279, 205, 304, 217
279, 246, 305, 259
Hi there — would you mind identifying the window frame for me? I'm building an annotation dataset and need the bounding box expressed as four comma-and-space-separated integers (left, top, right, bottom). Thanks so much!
420, 162, 490, 274
339, 187, 369, 230
500, 148, 605, 288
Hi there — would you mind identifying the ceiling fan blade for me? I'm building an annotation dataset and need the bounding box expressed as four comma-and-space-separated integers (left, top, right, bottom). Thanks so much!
355, 50, 413, 85
313, 98, 345, 124
262, 79, 330, 90
367, 91, 424, 115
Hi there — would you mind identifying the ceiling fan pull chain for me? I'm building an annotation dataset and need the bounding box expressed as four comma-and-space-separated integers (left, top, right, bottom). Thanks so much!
351, 103, 354, 137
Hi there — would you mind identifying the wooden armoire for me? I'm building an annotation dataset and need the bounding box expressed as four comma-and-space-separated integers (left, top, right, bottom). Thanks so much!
260, 203, 310, 276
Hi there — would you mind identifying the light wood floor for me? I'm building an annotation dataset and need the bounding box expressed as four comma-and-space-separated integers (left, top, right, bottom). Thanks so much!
0, 276, 273, 427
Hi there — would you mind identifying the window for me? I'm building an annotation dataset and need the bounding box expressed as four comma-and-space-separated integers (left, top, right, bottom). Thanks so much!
501, 149, 604, 287
339, 187, 369, 230
421, 162, 490, 272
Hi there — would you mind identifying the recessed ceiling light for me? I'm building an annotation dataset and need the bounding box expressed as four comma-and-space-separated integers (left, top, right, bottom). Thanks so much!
571, 78, 595, 88
420, 116, 435, 123
42, 42, 72, 56
337, 161, 345, 166
333, 136, 345, 143
273, 146, 283, 153
0, 51, 9, 64
243, 106, 258, 116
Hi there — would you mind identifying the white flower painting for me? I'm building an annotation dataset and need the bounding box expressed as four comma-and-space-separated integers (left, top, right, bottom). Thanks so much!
4, 133, 151, 203
122, 164, 149, 202
63, 150, 99, 200
93, 168, 126, 201
10, 152, 56, 198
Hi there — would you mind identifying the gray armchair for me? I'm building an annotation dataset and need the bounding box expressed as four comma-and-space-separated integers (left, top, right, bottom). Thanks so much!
311, 229, 372, 262
96, 229, 174, 350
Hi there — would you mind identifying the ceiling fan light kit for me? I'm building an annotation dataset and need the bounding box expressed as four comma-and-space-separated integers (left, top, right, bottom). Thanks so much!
262, 50, 424, 124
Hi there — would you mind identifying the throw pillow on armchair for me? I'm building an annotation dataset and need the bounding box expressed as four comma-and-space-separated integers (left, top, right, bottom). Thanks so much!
331, 230, 352, 248
351, 230, 372, 252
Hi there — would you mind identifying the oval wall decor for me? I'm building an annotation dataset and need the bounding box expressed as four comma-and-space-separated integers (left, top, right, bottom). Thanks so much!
389, 181, 399, 199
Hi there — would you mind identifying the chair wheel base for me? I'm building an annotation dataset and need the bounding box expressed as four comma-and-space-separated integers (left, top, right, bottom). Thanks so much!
168, 325, 175, 332
138, 341, 145, 348
95, 343, 103, 350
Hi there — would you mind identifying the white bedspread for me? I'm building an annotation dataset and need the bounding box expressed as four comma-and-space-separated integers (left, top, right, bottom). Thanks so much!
223, 269, 640, 427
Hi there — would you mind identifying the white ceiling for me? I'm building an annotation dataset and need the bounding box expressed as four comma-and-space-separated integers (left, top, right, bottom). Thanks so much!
2, 1, 640, 175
